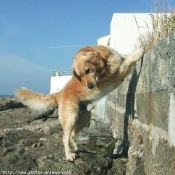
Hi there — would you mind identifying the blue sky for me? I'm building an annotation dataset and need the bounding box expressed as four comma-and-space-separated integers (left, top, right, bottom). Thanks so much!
0, 0, 175, 95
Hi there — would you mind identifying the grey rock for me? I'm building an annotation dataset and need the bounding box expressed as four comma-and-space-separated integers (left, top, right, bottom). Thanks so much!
0, 97, 24, 111
30, 110, 46, 121
0, 108, 31, 129
47, 108, 58, 118
49, 122, 62, 134
0, 97, 59, 129
30, 118, 46, 125
0, 96, 127, 174
107, 158, 127, 175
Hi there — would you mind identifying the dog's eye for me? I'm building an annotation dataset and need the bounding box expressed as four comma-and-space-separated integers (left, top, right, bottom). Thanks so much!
85, 68, 90, 74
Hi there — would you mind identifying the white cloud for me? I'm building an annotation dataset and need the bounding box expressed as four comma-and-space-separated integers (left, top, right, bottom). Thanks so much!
46, 45, 85, 49
30, 45, 85, 50
0, 53, 52, 95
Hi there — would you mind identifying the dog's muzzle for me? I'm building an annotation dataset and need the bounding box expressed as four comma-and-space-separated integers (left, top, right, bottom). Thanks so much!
87, 82, 97, 89
86, 76, 99, 89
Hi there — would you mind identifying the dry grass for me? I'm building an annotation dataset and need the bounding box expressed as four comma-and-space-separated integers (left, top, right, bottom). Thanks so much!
135, 1, 175, 52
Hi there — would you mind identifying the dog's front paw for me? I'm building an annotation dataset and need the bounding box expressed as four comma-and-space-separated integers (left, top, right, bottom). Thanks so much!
87, 103, 95, 111
66, 152, 77, 161
134, 47, 145, 61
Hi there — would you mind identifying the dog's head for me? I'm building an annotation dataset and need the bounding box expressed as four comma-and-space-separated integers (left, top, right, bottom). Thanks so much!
72, 46, 108, 89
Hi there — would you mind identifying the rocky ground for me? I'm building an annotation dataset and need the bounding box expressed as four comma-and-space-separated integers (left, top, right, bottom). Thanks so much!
0, 96, 127, 175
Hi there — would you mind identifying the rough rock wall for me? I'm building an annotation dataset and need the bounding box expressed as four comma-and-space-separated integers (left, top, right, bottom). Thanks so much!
106, 30, 175, 174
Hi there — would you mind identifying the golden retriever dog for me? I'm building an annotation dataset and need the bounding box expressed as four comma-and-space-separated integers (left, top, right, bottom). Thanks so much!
15, 45, 144, 161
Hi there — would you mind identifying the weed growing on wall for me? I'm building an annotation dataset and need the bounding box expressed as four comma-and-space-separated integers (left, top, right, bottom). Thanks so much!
135, 1, 175, 52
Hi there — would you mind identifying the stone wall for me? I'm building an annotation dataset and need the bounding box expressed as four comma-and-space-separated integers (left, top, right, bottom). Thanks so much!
106, 30, 175, 174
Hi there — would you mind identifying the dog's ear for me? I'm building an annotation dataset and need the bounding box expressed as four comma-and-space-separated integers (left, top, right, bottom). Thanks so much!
92, 51, 105, 69
72, 63, 81, 82
91, 46, 109, 69
98, 54, 104, 69
93, 46, 109, 59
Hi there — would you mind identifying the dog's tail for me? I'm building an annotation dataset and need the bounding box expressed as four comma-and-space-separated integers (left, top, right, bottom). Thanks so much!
15, 87, 58, 113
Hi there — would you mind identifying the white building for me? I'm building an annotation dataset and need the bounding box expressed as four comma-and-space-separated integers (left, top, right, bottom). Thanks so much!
50, 74, 72, 94
97, 35, 110, 46
110, 13, 152, 54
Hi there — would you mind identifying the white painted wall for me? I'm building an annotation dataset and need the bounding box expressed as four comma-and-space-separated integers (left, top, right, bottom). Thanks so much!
97, 35, 110, 46
110, 13, 152, 54
95, 35, 110, 121
50, 75, 72, 94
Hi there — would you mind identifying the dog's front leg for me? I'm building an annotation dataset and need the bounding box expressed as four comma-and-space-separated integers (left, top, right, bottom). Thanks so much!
117, 48, 144, 81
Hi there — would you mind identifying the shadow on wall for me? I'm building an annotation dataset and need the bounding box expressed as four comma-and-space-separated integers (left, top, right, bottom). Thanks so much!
123, 58, 144, 154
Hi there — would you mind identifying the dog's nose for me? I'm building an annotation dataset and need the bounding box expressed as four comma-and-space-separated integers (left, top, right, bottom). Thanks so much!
87, 83, 94, 89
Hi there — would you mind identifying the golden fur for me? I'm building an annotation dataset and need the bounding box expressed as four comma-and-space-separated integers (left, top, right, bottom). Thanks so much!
15, 45, 144, 161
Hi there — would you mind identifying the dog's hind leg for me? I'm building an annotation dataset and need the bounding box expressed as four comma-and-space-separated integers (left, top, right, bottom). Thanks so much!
70, 110, 91, 151
59, 106, 79, 161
